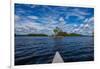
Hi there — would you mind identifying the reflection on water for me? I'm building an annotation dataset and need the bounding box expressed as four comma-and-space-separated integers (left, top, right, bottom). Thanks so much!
15, 36, 94, 65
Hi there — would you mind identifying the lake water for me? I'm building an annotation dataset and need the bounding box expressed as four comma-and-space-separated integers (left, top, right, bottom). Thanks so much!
15, 36, 94, 65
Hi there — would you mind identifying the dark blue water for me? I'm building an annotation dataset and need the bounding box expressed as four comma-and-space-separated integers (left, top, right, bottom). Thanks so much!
15, 36, 94, 65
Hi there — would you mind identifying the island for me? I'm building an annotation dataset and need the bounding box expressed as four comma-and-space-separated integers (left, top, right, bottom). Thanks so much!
15, 27, 83, 37
52, 27, 82, 37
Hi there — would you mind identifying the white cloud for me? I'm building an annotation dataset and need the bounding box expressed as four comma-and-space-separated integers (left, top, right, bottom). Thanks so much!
74, 8, 90, 15
15, 15, 20, 22
27, 16, 39, 20
73, 17, 94, 35
15, 13, 94, 35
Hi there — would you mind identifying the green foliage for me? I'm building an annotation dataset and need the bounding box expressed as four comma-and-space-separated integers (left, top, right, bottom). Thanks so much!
53, 27, 62, 34
53, 27, 82, 36
28, 34, 48, 36
56, 32, 81, 36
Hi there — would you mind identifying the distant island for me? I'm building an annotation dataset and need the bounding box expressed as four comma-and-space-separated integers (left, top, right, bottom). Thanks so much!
52, 27, 82, 37
15, 33, 82, 37
15, 27, 93, 37
15, 34, 48, 36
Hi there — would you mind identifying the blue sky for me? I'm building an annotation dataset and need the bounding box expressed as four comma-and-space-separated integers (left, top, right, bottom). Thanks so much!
15, 3, 94, 35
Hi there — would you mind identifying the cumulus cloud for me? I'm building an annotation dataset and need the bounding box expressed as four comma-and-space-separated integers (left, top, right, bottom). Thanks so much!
27, 16, 39, 20
73, 17, 94, 35
15, 4, 94, 35
73, 8, 90, 15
